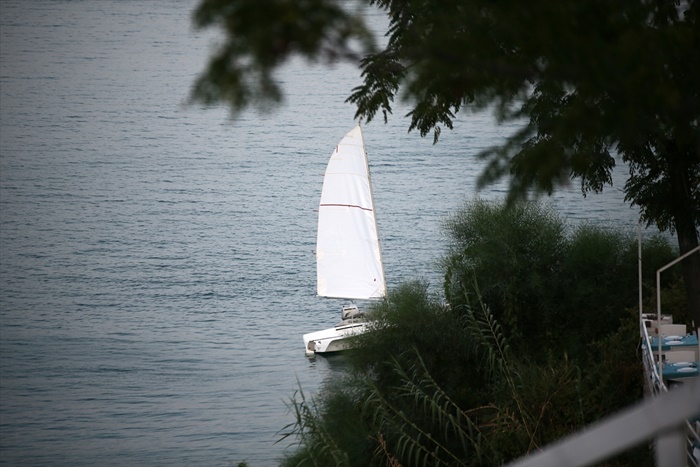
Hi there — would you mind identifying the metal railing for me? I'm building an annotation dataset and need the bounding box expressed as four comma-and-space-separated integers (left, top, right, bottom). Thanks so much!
505, 377, 699, 467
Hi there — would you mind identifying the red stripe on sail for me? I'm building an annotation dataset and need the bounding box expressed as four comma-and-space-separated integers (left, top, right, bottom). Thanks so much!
320, 203, 373, 212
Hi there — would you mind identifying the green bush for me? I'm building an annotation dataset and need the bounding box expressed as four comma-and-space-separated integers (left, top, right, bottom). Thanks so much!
349, 281, 484, 407
443, 200, 677, 363
443, 199, 567, 360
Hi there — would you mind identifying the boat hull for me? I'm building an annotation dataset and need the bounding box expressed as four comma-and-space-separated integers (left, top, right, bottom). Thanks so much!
303, 321, 367, 356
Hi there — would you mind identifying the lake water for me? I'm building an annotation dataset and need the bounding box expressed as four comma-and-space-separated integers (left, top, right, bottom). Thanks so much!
0, 1, 644, 465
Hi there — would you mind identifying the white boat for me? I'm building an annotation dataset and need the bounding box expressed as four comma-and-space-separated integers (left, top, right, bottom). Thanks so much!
303, 125, 386, 356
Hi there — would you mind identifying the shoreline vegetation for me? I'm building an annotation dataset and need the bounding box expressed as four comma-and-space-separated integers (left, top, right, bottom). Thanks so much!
276, 199, 683, 467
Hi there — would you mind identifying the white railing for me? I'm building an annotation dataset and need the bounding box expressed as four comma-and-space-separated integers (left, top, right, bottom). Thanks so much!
505, 378, 700, 467
641, 319, 665, 395
654, 245, 700, 373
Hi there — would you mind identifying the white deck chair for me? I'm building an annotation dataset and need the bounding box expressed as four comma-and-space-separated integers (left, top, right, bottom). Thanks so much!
665, 350, 697, 363
659, 324, 687, 337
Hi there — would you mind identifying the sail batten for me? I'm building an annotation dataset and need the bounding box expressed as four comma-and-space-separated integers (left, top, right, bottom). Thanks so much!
316, 125, 386, 301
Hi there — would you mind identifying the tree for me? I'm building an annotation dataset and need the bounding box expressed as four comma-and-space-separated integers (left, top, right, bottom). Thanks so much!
190, 0, 700, 330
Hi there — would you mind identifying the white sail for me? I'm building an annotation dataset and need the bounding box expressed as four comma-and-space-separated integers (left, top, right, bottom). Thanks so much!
316, 125, 386, 300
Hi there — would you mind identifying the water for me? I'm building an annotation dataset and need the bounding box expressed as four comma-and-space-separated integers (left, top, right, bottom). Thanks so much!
0, 1, 643, 465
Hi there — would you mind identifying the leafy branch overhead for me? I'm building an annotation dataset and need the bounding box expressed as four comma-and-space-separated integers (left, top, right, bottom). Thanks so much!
191, 0, 375, 109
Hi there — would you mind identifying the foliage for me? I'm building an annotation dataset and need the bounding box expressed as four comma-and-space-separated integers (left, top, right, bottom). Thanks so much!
279, 380, 373, 466
442, 199, 566, 359
348, 281, 483, 407
281, 289, 589, 466
556, 224, 668, 360
443, 199, 678, 364
577, 309, 654, 466
190, 0, 374, 110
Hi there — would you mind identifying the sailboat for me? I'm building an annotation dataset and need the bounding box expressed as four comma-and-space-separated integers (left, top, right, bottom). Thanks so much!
303, 125, 386, 356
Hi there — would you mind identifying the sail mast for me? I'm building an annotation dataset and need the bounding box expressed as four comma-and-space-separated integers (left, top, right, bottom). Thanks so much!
360, 125, 387, 298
